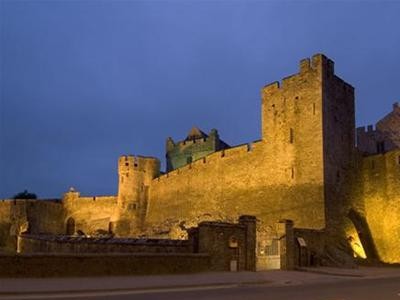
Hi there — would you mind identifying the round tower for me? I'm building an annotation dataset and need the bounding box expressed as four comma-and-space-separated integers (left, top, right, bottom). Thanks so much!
111, 155, 160, 236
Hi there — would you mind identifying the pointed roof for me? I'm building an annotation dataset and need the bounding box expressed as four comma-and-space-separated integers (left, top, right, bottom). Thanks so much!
186, 127, 208, 141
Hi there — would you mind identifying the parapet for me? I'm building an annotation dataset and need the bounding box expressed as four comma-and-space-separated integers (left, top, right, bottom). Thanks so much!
119, 155, 160, 178
262, 53, 335, 94
357, 125, 376, 134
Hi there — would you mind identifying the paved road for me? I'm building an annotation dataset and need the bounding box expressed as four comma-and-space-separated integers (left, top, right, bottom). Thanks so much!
2, 276, 399, 300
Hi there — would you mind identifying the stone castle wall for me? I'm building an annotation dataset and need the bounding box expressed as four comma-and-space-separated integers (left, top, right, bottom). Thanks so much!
352, 149, 400, 263
144, 55, 340, 238
63, 193, 117, 235
0, 199, 63, 252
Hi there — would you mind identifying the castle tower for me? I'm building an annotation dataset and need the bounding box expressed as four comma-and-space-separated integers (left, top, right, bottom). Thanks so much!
166, 127, 230, 172
261, 54, 355, 230
111, 155, 160, 236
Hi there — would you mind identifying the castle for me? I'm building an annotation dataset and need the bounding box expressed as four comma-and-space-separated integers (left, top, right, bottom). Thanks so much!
1, 54, 399, 267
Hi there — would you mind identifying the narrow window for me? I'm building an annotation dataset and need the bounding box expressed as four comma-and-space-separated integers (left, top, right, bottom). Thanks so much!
108, 222, 114, 234
66, 218, 75, 235
289, 128, 294, 144
313, 103, 316, 115
376, 141, 385, 154
291, 167, 295, 179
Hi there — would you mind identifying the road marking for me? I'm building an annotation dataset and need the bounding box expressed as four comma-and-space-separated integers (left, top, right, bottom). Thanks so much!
0, 284, 238, 300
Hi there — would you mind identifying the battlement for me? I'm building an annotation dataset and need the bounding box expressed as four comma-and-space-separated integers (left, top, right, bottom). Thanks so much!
361, 149, 400, 176
155, 141, 262, 184
262, 53, 335, 94
118, 155, 160, 174
357, 102, 400, 155
166, 127, 230, 172
167, 128, 221, 149
356, 124, 376, 134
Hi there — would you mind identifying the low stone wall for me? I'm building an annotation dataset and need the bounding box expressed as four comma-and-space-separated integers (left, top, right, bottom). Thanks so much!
6, 215, 256, 276
18, 235, 191, 254
0, 253, 210, 277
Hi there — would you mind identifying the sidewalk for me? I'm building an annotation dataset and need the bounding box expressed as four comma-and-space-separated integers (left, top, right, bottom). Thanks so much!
1, 267, 400, 295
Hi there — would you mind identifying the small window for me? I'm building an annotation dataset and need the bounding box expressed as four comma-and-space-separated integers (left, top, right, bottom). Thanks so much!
108, 222, 114, 234
291, 167, 295, 179
134, 163, 138, 167
376, 141, 385, 154
313, 103, 316, 115
125, 162, 129, 166
289, 128, 294, 144
295, 96, 299, 100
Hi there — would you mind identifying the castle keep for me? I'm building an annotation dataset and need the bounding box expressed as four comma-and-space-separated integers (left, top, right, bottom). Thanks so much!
1, 54, 399, 267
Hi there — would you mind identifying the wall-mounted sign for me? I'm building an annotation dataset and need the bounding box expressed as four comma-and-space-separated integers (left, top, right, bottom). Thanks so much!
297, 237, 307, 247
229, 236, 238, 248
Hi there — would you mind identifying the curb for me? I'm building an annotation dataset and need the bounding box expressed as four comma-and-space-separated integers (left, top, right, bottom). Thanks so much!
295, 267, 364, 278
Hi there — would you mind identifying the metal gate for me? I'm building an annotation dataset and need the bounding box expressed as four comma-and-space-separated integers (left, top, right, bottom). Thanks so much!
256, 238, 281, 270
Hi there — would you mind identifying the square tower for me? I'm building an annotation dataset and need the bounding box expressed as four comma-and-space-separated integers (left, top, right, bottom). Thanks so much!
261, 54, 355, 230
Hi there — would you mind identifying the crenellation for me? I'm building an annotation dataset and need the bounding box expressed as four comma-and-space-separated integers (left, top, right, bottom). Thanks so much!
262, 81, 280, 94
299, 58, 311, 73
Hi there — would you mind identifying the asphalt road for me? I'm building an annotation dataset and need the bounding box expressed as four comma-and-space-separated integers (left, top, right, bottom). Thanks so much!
3, 276, 399, 300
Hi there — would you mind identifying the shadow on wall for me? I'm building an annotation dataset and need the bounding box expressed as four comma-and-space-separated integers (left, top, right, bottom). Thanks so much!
347, 209, 379, 262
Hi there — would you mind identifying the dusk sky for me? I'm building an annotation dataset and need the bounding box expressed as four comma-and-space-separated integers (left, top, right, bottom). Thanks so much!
1, 0, 399, 199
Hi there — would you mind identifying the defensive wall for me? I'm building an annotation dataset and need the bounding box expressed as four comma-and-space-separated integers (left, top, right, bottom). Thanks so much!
0, 199, 64, 253
357, 103, 400, 155
144, 54, 354, 240
351, 149, 400, 263
62, 192, 117, 235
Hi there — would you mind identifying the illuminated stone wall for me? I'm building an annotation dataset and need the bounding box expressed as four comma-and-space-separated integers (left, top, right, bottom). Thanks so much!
144, 54, 355, 238
63, 192, 117, 236
357, 103, 400, 155
0, 199, 63, 253
354, 150, 400, 263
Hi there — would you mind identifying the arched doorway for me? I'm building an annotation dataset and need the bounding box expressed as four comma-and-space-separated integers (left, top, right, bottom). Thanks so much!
66, 217, 75, 235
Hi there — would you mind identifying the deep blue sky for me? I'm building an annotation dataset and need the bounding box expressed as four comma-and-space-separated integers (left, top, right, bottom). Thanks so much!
1, 1, 399, 199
